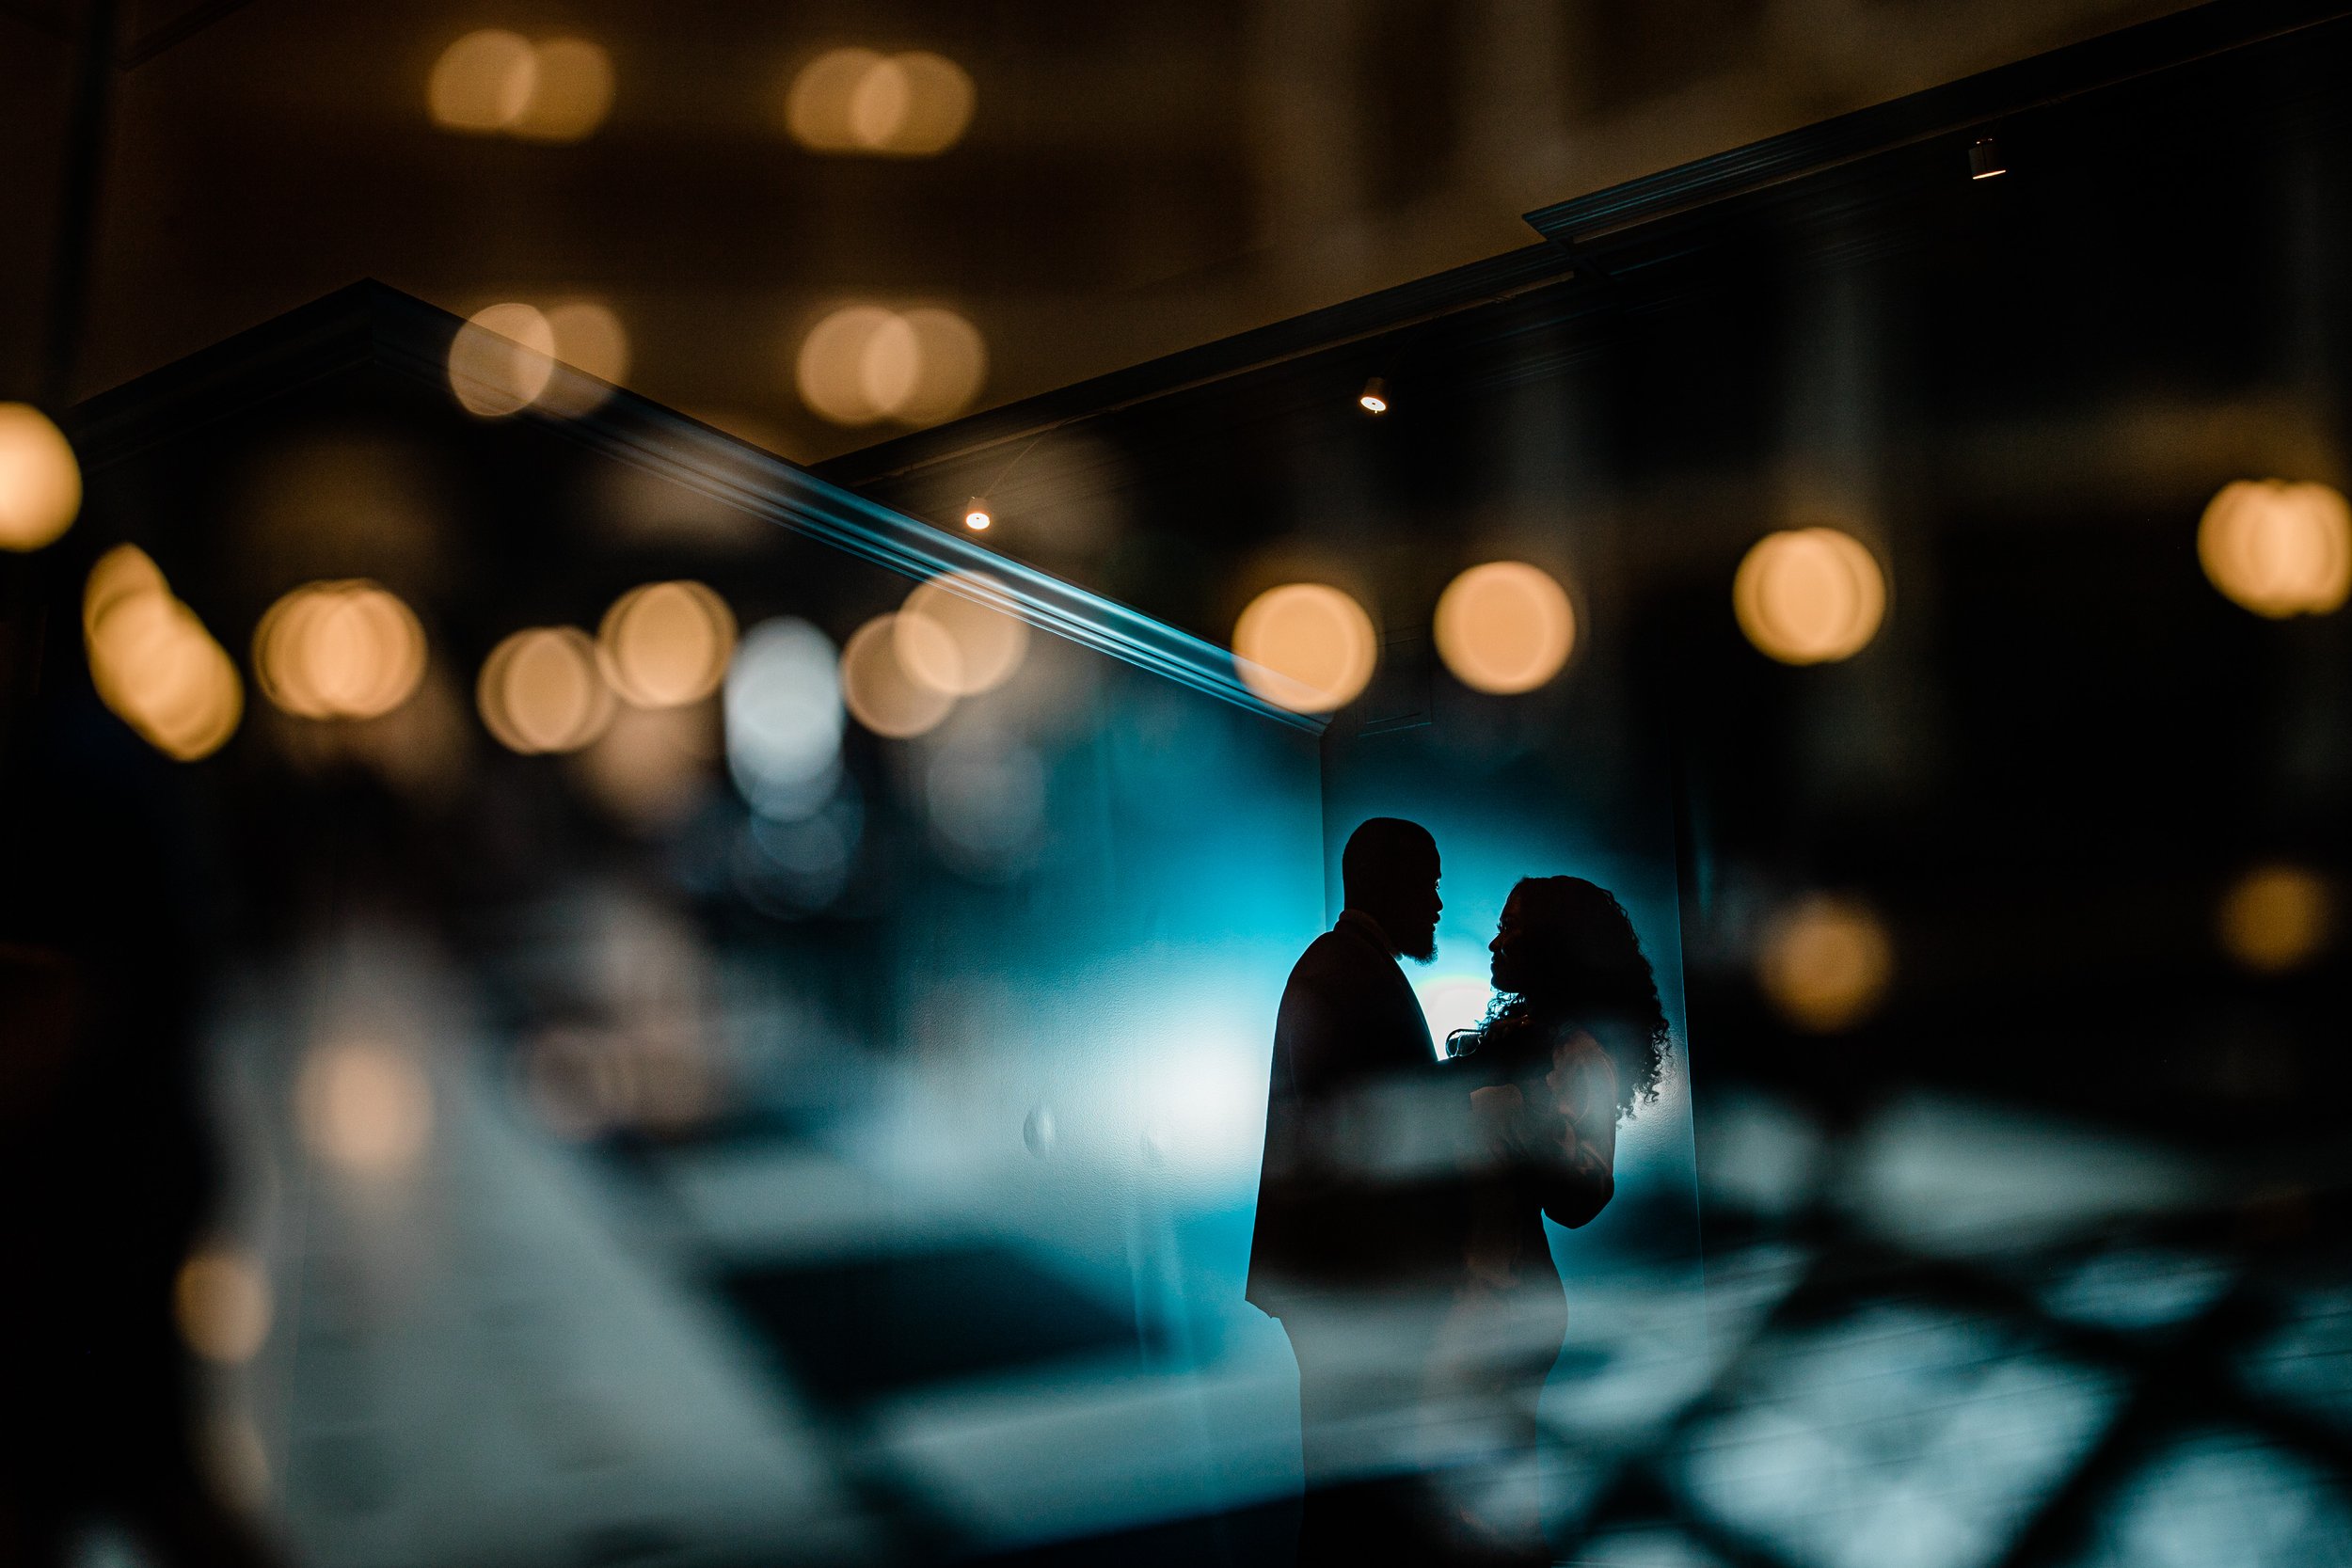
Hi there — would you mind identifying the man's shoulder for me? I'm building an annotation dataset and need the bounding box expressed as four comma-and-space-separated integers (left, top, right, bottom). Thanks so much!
1286, 925, 1385, 987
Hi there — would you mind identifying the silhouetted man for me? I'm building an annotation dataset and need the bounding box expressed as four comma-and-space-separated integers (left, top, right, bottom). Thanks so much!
1248, 817, 1454, 1564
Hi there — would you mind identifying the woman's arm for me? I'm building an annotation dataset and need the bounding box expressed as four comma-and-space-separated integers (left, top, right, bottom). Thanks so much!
1529, 1034, 1618, 1228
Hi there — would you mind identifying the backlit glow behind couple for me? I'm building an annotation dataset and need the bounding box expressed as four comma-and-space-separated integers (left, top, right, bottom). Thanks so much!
1246, 816, 1671, 1566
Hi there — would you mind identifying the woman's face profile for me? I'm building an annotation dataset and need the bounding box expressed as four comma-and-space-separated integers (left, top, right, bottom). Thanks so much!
1489, 890, 1534, 993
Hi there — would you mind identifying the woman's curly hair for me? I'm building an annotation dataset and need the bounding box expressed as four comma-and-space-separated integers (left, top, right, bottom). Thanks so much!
1474, 876, 1672, 1118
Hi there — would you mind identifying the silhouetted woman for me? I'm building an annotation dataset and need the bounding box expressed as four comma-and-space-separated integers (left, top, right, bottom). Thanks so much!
1427, 876, 1671, 1562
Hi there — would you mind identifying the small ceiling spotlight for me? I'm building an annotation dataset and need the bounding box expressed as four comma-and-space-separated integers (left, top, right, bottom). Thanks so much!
1969, 137, 2007, 181
1358, 376, 1389, 416
962, 497, 993, 531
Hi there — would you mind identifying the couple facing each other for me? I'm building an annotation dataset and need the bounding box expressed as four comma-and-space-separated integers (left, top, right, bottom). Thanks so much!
1245, 816, 1671, 1563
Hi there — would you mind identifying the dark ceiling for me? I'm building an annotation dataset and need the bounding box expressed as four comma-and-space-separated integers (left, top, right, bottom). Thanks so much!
2, 0, 2191, 465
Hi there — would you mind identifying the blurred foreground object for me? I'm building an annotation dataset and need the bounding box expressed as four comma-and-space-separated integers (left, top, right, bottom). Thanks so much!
723, 617, 844, 817
0, 404, 82, 551
2198, 480, 2352, 618
82, 546, 243, 760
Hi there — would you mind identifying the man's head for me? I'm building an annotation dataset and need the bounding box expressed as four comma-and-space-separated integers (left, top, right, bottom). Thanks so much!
1341, 817, 1441, 962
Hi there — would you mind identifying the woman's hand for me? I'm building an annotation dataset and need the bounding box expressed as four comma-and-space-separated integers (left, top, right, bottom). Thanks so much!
1536, 1035, 1619, 1227
1470, 1083, 1522, 1118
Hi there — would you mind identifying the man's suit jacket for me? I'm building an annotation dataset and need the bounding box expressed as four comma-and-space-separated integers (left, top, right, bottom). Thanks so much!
1245, 911, 1450, 1312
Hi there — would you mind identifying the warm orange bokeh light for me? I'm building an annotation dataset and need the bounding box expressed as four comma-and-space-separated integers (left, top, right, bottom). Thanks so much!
253, 580, 427, 721
449, 303, 557, 418
510, 37, 613, 143
2217, 863, 2334, 974
1433, 562, 1576, 694
795, 304, 986, 427
527, 299, 633, 418
430, 31, 611, 141
1756, 894, 1895, 1033
296, 1040, 433, 1177
83, 540, 164, 636
428, 29, 537, 132
796, 305, 897, 425
786, 47, 882, 147
839, 613, 955, 737
896, 571, 1029, 697
596, 580, 737, 708
895, 309, 987, 423
446, 299, 629, 419
1734, 527, 1887, 665
479, 626, 615, 753
83, 545, 243, 761
0, 403, 82, 551
547, 301, 628, 383
2198, 480, 2352, 618
1232, 582, 1377, 713
787, 48, 974, 155
175, 1249, 272, 1364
